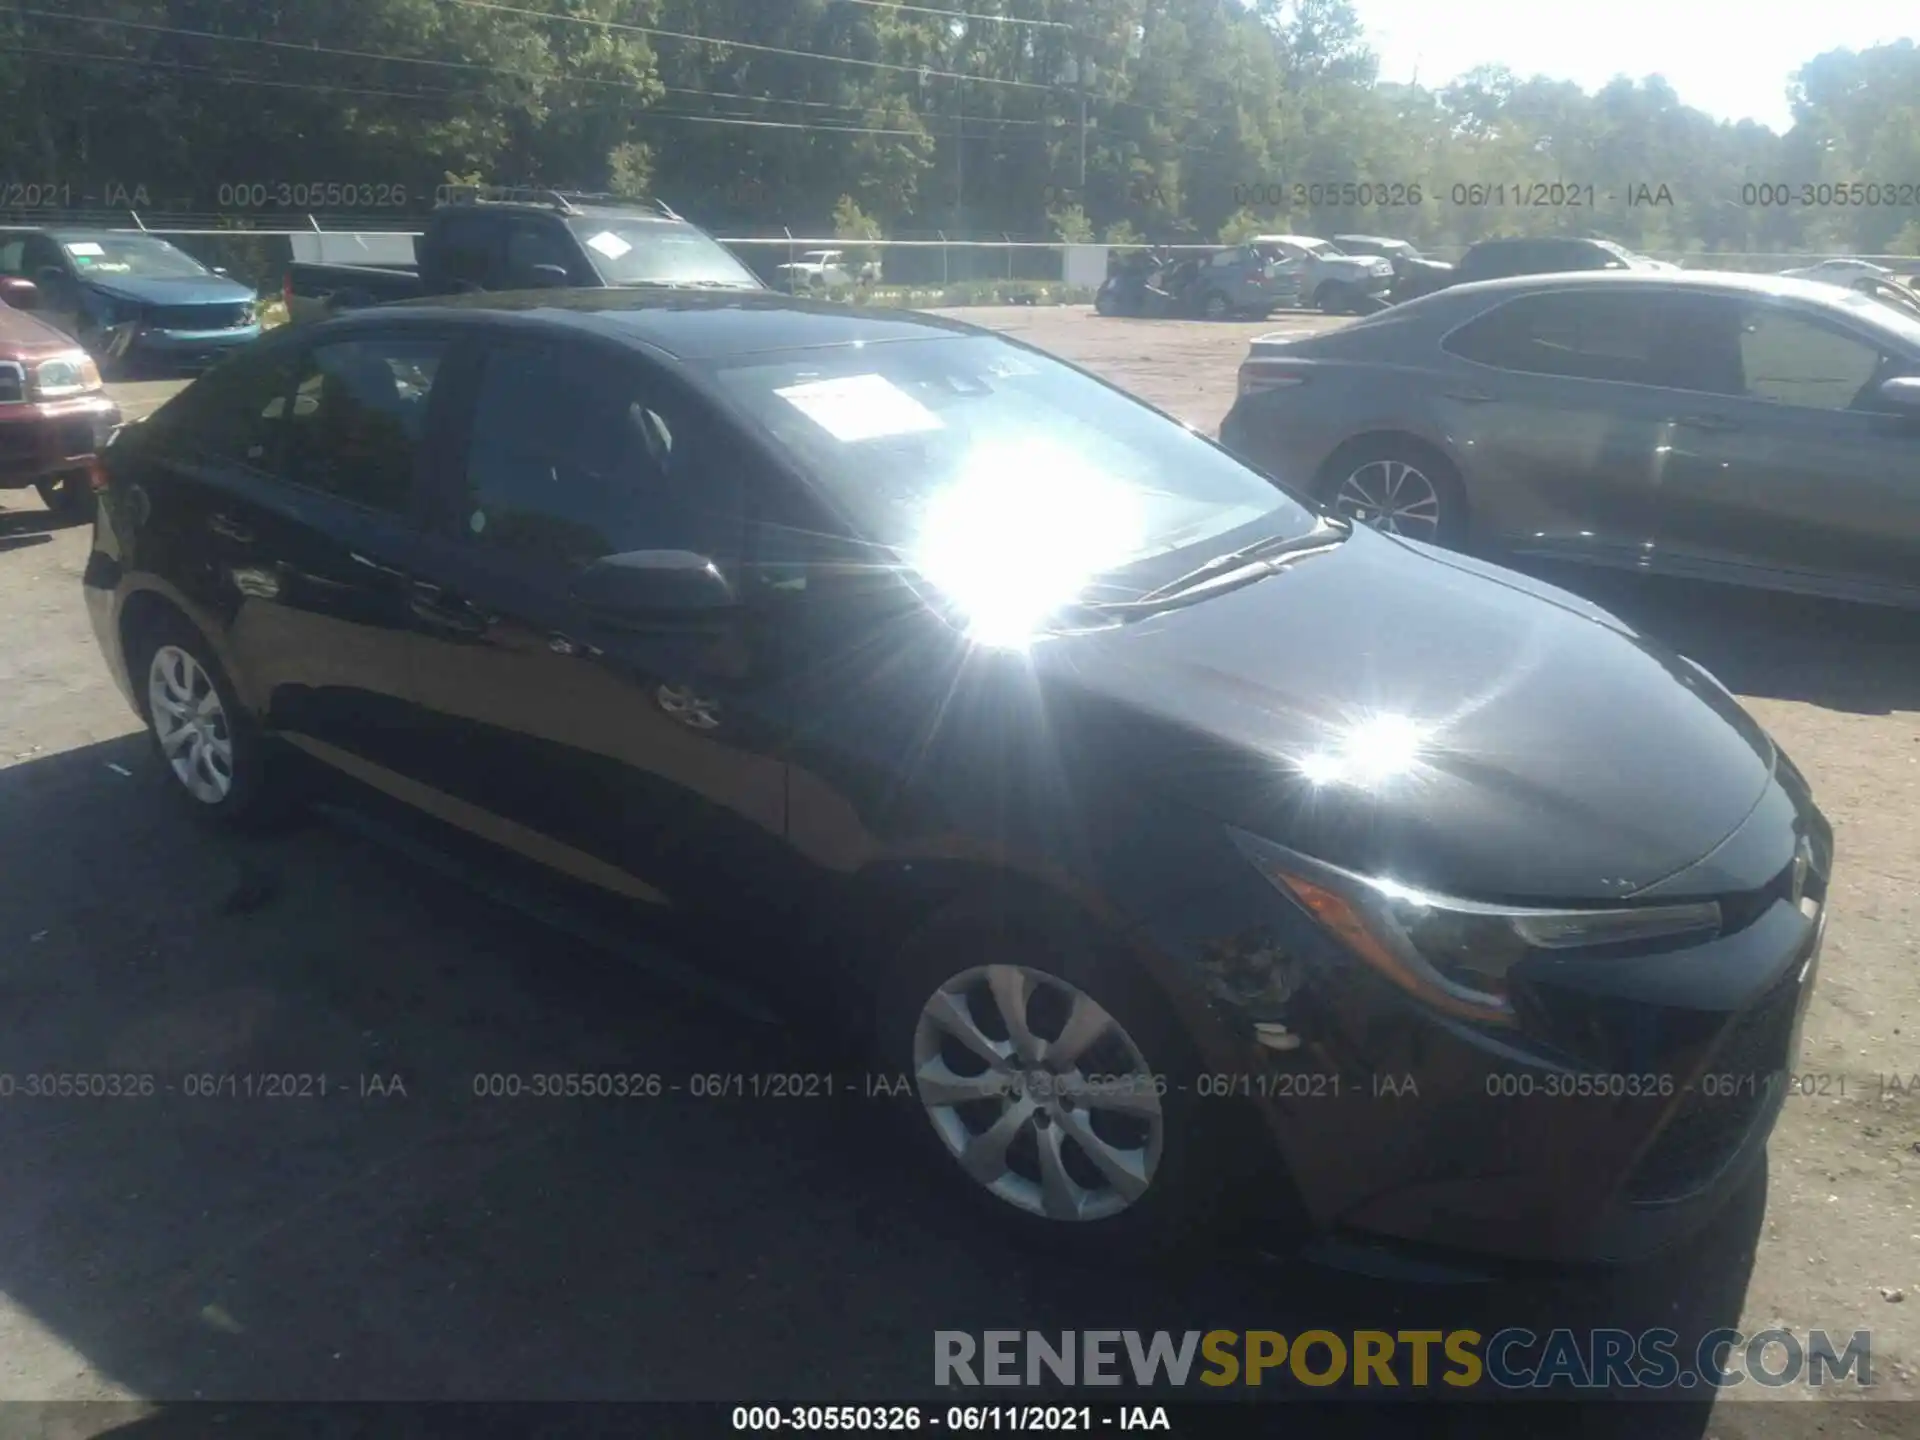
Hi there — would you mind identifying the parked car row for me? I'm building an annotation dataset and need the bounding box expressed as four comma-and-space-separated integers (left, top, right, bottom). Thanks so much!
82, 282, 1833, 1269
1096, 235, 1395, 319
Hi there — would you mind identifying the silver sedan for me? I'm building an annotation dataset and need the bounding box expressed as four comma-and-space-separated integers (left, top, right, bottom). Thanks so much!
1219, 270, 1920, 609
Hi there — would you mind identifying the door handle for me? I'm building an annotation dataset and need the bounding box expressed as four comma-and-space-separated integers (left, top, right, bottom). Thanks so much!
409, 582, 489, 635
207, 512, 254, 543
1676, 414, 1739, 433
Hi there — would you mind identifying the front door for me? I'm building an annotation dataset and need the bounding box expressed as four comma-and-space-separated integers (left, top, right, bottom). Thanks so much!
401, 336, 789, 912
1648, 294, 1920, 600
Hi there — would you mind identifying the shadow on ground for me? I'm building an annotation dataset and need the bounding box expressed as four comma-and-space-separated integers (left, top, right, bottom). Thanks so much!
1513, 563, 1920, 717
0, 735, 1783, 1433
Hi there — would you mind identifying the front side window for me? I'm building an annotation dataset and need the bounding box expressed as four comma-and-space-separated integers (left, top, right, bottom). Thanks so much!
457, 344, 731, 571
1735, 306, 1893, 412
153, 347, 303, 469
1444, 292, 1665, 385
433, 216, 496, 288
709, 334, 1319, 636
282, 337, 446, 513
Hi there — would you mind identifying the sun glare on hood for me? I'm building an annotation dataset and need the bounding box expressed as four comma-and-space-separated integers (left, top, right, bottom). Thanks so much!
1298, 712, 1431, 788
909, 439, 1148, 649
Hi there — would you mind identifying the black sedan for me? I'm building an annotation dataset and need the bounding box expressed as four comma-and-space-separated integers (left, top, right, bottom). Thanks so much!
83, 290, 1830, 1263
1222, 270, 1920, 610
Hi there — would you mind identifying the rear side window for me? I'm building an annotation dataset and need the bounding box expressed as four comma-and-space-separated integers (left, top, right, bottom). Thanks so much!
1444, 291, 1666, 385
152, 348, 303, 469
281, 337, 447, 513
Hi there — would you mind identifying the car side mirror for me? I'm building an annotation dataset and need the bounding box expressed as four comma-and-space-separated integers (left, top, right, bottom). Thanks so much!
1877, 376, 1920, 416
514, 263, 570, 289
0, 277, 39, 310
569, 550, 736, 618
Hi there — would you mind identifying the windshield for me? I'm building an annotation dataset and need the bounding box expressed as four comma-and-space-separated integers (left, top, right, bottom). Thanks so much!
565, 218, 761, 288
57, 235, 210, 279
709, 334, 1318, 642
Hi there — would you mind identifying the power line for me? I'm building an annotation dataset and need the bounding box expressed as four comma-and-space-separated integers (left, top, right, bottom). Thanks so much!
823, 0, 1071, 30
437, 0, 1056, 91
1, 41, 1052, 141
23, 7, 1070, 127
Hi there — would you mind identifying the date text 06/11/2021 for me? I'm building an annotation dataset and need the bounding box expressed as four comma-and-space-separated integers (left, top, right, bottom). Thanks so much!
730, 1405, 1174, 1432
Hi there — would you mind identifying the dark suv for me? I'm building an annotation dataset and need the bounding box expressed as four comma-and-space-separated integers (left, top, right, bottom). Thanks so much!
1392, 237, 1661, 303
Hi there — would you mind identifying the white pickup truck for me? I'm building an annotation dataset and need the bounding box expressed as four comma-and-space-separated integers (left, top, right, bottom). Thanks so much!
772, 249, 879, 294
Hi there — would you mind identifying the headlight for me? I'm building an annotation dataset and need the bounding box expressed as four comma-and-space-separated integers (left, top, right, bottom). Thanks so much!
30, 351, 104, 400
1228, 828, 1722, 1024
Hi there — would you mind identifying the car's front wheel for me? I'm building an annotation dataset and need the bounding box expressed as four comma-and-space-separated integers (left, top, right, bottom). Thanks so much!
131, 613, 288, 828
878, 902, 1244, 1253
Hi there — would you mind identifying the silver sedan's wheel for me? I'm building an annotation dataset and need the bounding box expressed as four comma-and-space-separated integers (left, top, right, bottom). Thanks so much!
147, 643, 235, 804
1333, 459, 1442, 539
912, 963, 1164, 1223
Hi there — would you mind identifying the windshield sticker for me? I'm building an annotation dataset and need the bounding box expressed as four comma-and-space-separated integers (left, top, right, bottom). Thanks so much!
65, 242, 105, 257
775, 374, 944, 443
87, 262, 131, 273
982, 353, 1039, 379
585, 230, 633, 260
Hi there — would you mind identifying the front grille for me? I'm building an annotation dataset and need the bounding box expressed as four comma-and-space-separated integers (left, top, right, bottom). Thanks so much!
1624, 963, 1806, 1202
147, 303, 251, 331
51, 417, 98, 459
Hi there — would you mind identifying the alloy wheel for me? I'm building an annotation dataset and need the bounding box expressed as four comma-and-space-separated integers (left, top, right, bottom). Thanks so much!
1333, 459, 1442, 539
911, 963, 1164, 1222
147, 644, 235, 804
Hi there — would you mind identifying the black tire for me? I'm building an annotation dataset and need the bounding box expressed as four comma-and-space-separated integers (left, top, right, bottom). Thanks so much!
874, 898, 1258, 1257
1315, 282, 1350, 315
127, 609, 292, 830
1317, 437, 1470, 549
34, 471, 96, 524
1200, 290, 1231, 320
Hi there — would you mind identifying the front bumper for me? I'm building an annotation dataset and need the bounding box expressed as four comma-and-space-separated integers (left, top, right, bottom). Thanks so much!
0, 394, 121, 487
1131, 770, 1829, 1264
99, 322, 262, 368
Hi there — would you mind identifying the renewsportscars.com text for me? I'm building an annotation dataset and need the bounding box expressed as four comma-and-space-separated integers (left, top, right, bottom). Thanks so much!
934, 1328, 1873, 1391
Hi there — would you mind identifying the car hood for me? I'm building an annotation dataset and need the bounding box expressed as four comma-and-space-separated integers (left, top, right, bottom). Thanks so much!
0, 302, 82, 357
1036, 527, 1776, 903
79, 273, 256, 306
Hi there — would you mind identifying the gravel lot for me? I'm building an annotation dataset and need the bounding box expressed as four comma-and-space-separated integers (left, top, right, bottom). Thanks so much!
0, 308, 1914, 1431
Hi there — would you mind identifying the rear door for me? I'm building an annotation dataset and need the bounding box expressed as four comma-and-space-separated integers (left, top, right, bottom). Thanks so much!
129, 329, 454, 773
399, 335, 790, 911
1648, 293, 1920, 598
1437, 287, 1678, 558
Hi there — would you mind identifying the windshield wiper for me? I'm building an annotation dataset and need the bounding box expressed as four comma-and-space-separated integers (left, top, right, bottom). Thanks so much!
1092, 521, 1352, 614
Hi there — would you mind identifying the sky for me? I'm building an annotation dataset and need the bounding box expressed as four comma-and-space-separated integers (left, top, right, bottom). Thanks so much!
1355, 0, 1917, 132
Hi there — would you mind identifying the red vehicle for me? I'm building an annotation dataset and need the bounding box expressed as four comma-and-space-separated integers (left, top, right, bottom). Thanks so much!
0, 275, 121, 519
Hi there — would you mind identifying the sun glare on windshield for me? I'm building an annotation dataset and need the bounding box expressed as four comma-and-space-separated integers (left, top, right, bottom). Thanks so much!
908, 438, 1148, 649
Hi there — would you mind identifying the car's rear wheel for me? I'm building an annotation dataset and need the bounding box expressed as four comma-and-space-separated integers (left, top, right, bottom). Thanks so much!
1319, 439, 1467, 547
1314, 282, 1352, 315
131, 613, 288, 828
34, 471, 96, 524
1200, 290, 1231, 320
877, 901, 1250, 1254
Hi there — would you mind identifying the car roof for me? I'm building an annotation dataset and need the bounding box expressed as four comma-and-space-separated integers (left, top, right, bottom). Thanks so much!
1334, 234, 1410, 246
1250, 235, 1327, 246
329, 289, 991, 361
1436, 268, 1878, 305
